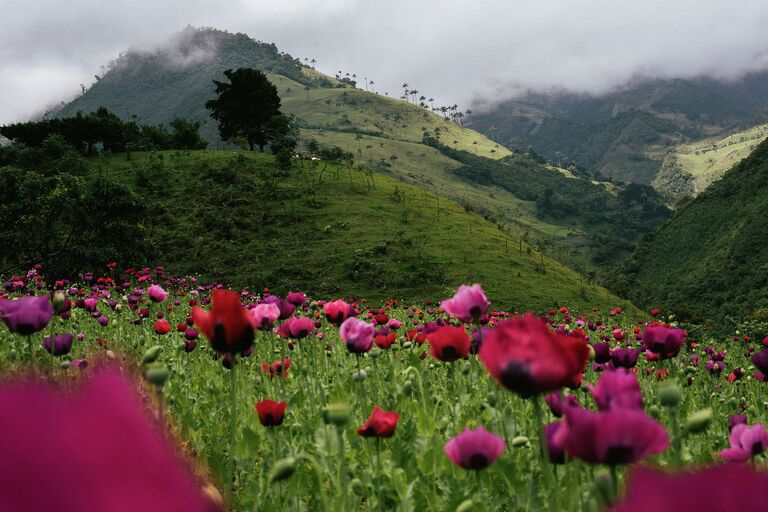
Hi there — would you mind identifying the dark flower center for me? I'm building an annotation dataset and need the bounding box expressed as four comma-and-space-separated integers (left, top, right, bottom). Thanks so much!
469, 305, 482, 318
604, 445, 636, 465
752, 441, 764, 456
500, 361, 536, 397
440, 346, 460, 362
467, 453, 490, 470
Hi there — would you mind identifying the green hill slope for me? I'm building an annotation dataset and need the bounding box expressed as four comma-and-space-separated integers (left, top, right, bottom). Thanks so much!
50, 26, 669, 279
615, 138, 768, 322
62, 150, 628, 310
652, 124, 768, 203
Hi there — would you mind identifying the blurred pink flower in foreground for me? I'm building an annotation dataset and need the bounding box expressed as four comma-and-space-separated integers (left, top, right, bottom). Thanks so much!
0, 370, 213, 512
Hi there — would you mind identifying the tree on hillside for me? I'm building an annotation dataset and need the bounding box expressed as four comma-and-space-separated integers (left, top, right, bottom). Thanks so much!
205, 68, 286, 151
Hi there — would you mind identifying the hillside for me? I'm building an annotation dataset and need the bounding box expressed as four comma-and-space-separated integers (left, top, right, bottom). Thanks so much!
0, 146, 630, 311
652, 124, 768, 203
470, 73, 768, 186
614, 137, 768, 323
49, 26, 670, 278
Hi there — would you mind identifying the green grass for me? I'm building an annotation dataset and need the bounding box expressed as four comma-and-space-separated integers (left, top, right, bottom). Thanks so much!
88, 150, 631, 312
671, 124, 768, 193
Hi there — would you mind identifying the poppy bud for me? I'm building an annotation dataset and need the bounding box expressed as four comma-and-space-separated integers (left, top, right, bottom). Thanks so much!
456, 500, 475, 512
594, 469, 614, 506
352, 369, 367, 381
487, 393, 497, 407
322, 403, 350, 426
685, 408, 713, 434
142, 345, 162, 365
350, 478, 365, 496
658, 383, 682, 407
269, 457, 296, 483
403, 381, 414, 395
511, 436, 530, 448
146, 365, 170, 390
52, 292, 67, 313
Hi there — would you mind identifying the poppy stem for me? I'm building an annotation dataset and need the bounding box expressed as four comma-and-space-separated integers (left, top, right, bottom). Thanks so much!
336, 425, 347, 511
356, 354, 367, 410
228, 361, 238, 497
26, 335, 36, 376
610, 464, 620, 503
532, 396, 558, 511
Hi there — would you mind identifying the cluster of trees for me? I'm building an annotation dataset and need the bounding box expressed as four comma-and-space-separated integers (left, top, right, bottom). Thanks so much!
0, 107, 207, 154
206, 67, 296, 168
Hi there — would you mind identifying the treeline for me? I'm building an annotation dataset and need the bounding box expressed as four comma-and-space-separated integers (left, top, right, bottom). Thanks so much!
0, 107, 207, 155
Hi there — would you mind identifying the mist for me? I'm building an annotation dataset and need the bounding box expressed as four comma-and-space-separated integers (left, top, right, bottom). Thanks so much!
3, 0, 768, 123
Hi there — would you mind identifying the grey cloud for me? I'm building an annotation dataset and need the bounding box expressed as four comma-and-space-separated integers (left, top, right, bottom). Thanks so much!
2, 0, 768, 123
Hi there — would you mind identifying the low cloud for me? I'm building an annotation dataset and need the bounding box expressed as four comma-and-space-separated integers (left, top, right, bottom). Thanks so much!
3, 0, 768, 123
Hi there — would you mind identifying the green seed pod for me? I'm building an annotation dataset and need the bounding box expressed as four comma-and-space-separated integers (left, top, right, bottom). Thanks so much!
350, 478, 365, 496
322, 403, 350, 426
487, 393, 497, 408
352, 369, 367, 381
428, 364, 435, 370
456, 499, 475, 512
511, 436, 529, 448
269, 457, 296, 483
728, 397, 738, 407
142, 345, 162, 365
146, 365, 170, 390
648, 404, 661, 419
658, 383, 682, 407
402, 341, 413, 349
52, 292, 67, 314
369, 348, 382, 359
587, 344, 596, 361
403, 380, 414, 395
684, 408, 713, 434
462, 362, 471, 375
59, 360, 71, 370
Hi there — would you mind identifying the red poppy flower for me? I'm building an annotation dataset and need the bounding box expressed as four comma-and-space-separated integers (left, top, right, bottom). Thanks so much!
191, 289, 254, 354
427, 326, 471, 362
375, 332, 397, 349
479, 314, 589, 397
255, 400, 288, 427
153, 319, 171, 335
357, 406, 400, 438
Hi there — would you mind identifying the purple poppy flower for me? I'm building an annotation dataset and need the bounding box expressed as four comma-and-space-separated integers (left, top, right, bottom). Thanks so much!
444, 426, 505, 470
0, 370, 213, 511
544, 391, 580, 418
339, 317, 374, 354
643, 326, 686, 358
82, 297, 98, 312
544, 421, 566, 464
592, 342, 611, 364
554, 406, 669, 465
183, 341, 197, 353
43, 334, 74, 357
587, 368, 643, 411
440, 284, 490, 323
614, 464, 768, 511
719, 423, 768, 462
0, 295, 53, 335
729, 414, 748, 432
751, 349, 768, 375
98, 316, 109, 327
706, 359, 724, 375
610, 348, 641, 369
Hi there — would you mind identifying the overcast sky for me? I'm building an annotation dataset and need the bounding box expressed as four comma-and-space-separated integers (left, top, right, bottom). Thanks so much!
3, 0, 768, 123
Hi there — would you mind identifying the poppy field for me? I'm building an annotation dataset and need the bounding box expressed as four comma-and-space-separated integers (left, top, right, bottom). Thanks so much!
1, 265, 768, 511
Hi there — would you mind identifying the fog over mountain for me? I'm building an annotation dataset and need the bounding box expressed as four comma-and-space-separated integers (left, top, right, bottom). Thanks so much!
3, 0, 768, 123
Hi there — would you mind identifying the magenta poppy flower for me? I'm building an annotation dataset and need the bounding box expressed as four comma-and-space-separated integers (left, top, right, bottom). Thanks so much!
440, 284, 490, 323
43, 333, 74, 356
544, 391, 579, 418
554, 406, 669, 465
0, 370, 213, 511
340, 317, 374, 353
592, 342, 611, 363
610, 348, 641, 368
83, 297, 98, 312
278, 317, 314, 339
324, 299, 353, 326
587, 368, 643, 411
147, 284, 168, 303
643, 326, 686, 359
285, 292, 305, 306
729, 414, 748, 431
250, 303, 280, 330
751, 349, 768, 375
719, 423, 768, 462
0, 295, 54, 335
444, 426, 505, 470
614, 464, 768, 512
